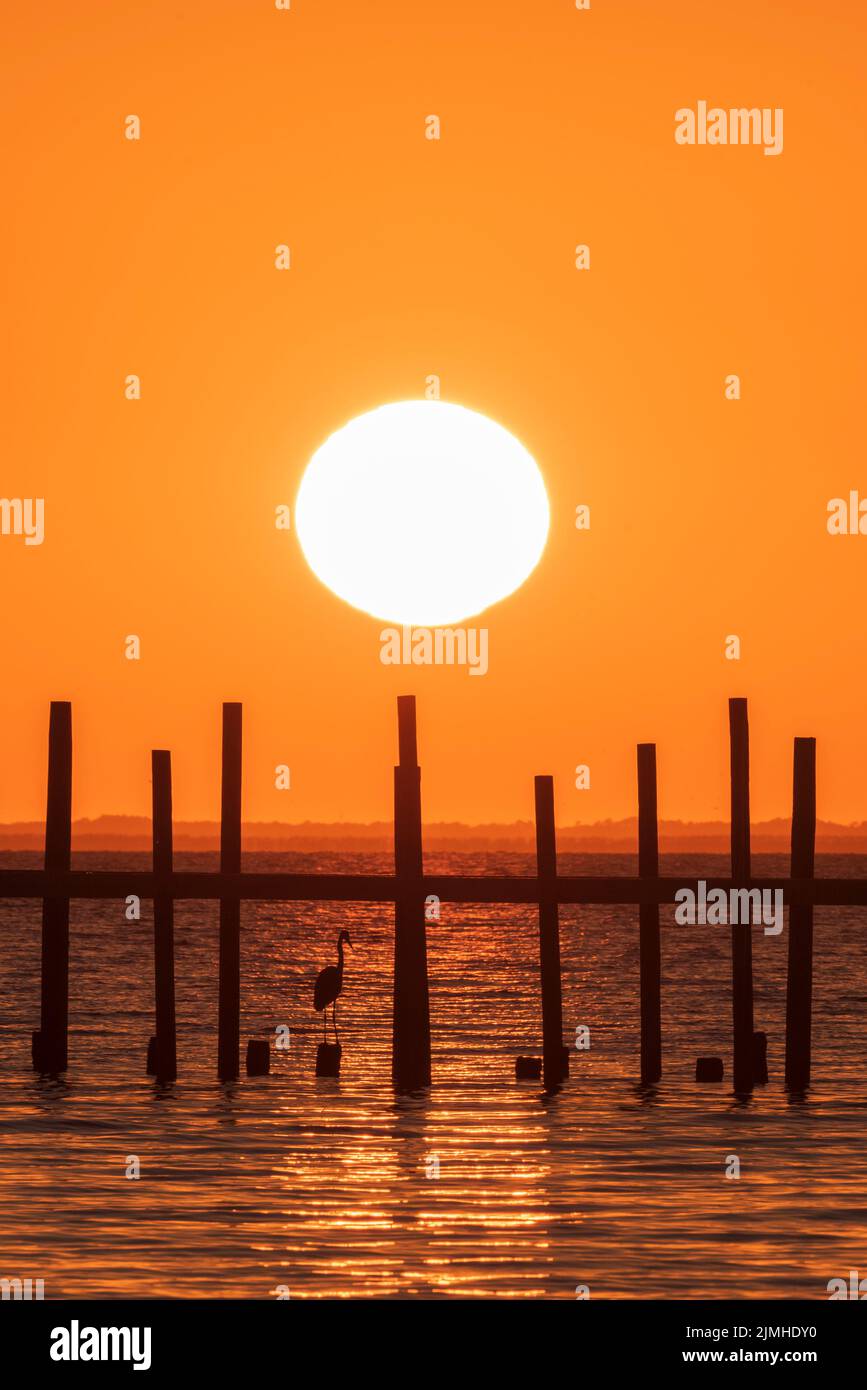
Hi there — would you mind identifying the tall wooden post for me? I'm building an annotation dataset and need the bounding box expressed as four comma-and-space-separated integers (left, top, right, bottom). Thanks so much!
785, 737, 816, 1091
392, 695, 431, 1090
535, 775, 567, 1089
729, 697, 755, 1092
152, 750, 177, 1081
637, 744, 662, 1084
218, 703, 242, 1082
37, 701, 73, 1072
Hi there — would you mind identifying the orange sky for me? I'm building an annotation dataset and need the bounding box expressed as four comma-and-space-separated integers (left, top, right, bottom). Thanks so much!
1, 1, 865, 829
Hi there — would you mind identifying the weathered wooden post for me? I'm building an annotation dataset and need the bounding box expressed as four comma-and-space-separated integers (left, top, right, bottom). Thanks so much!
785, 737, 816, 1091
150, 750, 177, 1081
246, 1039, 270, 1075
535, 775, 568, 1089
391, 695, 431, 1090
218, 703, 242, 1082
729, 697, 755, 1092
637, 744, 662, 1084
34, 701, 73, 1073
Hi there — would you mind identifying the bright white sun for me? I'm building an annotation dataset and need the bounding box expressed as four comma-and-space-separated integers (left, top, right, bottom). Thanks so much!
294, 401, 550, 626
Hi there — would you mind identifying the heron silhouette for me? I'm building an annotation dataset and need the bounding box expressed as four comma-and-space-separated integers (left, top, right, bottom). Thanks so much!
314, 930, 352, 1043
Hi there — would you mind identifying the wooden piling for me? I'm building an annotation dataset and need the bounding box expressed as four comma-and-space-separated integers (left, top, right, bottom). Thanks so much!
218, 703, 242, 1082
729, 697, 755, 1092
36, 702, 72, 1072
785, 737, 816, 1091
391, 695, 431, 1090
151, 750, 177, 1081
246, 1039, 270, 1075
515, 1056, 543, 1080
316, 1041, 342, 1077
637, 744, 662, 1084
535, 775, 567, 1089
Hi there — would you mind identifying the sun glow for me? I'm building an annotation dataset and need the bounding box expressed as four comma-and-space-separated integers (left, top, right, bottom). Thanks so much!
295, 401, 550, 626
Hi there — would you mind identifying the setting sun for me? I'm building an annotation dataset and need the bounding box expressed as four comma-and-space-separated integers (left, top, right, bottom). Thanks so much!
294, 400, 550, 626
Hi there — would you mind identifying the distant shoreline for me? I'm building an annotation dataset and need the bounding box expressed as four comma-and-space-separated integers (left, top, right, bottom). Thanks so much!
3, 815, 867, 854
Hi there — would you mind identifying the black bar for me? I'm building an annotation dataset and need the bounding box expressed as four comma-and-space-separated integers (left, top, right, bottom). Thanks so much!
2, 1297, 859, 1373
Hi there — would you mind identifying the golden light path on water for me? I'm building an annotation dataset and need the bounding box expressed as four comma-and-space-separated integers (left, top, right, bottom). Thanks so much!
1, 849, 866, 1298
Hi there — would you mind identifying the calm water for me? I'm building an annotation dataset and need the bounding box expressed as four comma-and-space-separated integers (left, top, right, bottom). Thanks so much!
1, 851, 866, 1300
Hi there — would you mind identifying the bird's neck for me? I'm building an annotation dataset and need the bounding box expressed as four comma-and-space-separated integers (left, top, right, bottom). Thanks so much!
337, 940, 344, 969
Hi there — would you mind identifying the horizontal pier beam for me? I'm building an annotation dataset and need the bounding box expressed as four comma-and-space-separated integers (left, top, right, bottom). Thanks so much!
2, 871, 867, 908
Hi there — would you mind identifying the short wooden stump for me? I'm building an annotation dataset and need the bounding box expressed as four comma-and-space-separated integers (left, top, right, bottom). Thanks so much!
31, 1029, 47, 1072
695, 1056, 724, 1082
515, 1056, 542, 1080
316, 1042, 342, 1076
32, 1030, 67, 1073
246, 1039, 270, 1076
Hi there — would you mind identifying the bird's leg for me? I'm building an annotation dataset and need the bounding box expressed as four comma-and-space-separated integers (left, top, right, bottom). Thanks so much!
322, 1009, 327, 1042
333, 1000, 340, 1046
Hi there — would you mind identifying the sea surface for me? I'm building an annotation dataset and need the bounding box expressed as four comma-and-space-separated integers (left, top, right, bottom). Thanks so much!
1, 851, 865, 1300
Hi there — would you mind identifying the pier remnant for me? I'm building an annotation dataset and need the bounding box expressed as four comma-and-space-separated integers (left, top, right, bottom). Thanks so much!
34, 702, 72, 1073
391, 695, 431, 1091
218, 703, 242, 1082
535, 775, 568, 1089
151, 750, 177, 1081
637, 744, 662, 1085
785, 737, 816, 1091
515, 1056, 543, 1080
316, 1041, 341, 1077
729, 698, 755, 1092
246, 1039, 270, 1075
